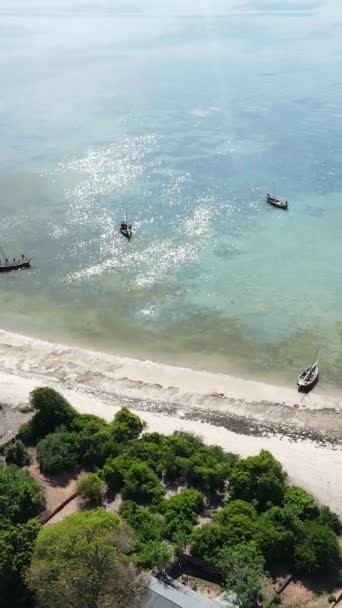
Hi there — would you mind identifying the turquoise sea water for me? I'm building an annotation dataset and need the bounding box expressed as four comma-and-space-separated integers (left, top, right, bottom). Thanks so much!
1, 0, 342, 385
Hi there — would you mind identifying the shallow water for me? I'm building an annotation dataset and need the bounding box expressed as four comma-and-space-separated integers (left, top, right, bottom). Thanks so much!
1, 0, 342, 386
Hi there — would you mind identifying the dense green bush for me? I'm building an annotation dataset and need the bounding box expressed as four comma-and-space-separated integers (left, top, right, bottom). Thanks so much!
37, 430, 78, 474
4, 441, 31, 468
136, 540, 174, 570
111, 407, 146, 444
229, 450, 286, 511
190, 522, 227, 563
0, 518, 41, 608
119, 501, 164, 543
101, 454, 137, 493
123, 461, 163, 504
258, 506, 301, 563
71, 414, 118, 467
317, 505, 341, 535
283, 487, 320, 521
214, 500, 258, 525
293, 521, 340, 576
182, 446, 234, 494
0, 466, 43, 525
77, 473, 105, 505
191, 499, 260, 568
220, 542, 265, 608
119, 501, 171, 569
123, 434, 169, 477
19, 387, 77, 445
161, 489, 204, 543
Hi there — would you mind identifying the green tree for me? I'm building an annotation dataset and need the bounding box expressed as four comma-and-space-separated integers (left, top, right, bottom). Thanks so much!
214, 500, 258, 526
191, 522, 230, 563
163, 432, 204, 481
111, 408, 146, 444
283, 487, 319, 521
71, 414, 118, 467
0, 466, 43, 525
26, 508, 148, 608
19, 387, 77, 444
220, 542, 265, 608
77, 473, 106, 505
4, 441, 31, 468
123, 434, 168, 477
191, 511, 260, 568
0, 518, 41, 608
137, 540, 174, 571
119, 501, 164, 543
101, 454, 137, 493
258, 506, 302, 563
161, 489, 204, 543
229, 450, 286, 511
317, 506, 341, 535
119, 502, 171, 570
293, 521, 340, 576
123, 462, 163, 504
37, 429, 78, 474
185, 445, 235, 494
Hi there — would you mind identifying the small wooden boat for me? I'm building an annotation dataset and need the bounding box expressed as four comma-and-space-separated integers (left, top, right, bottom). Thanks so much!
0, 246, 31, 273
266, 193, 288, 210
120, 213, 132, 240
297, 361, 319, 392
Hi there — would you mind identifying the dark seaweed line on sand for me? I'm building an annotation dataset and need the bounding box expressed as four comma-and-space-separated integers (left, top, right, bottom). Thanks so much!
72, 385, 342, 449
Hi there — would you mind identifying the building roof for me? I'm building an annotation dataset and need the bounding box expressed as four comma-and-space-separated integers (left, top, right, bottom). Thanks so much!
145, 576, 233, 608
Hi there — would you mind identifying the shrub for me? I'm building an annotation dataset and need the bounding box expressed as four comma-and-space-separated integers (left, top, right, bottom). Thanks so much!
101, 454, 136, 493
123, 462, 163, 504
71, 415, 118, 467
0, 517, 41, 608
20, 387, 77, 444
283, 487, 319, 521
77, 473, 105, 505
4, 441, 31, 468
229, 450, 286, 511
220, 542, 265, 608
111, 408, 146, 444
136, 540, 174, 571
0, 466, 43, 525
163, 432, 204, 481
258, 506, 301, 563
183, 446, 235, 494
123, 434, 168, 477
214, 500, 258, 525
119, 501, 163, 543
317, 506, 341, 535
37, 430, 78, 474
293, 521, 340, 576
191, 522, 228, 563
161, 489, 204, 542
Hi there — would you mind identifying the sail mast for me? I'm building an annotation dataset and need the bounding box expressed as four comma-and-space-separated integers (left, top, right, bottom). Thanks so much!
0, 246, 6, 260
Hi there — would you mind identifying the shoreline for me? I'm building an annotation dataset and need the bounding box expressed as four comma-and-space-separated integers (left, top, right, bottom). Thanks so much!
0, 329, 341, 514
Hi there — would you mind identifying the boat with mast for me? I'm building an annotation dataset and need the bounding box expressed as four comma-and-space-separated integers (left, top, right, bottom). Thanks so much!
266, 183, 288, 210
0, 246, 31, 272
120, 213, 132, 240
297, 349, 319, 392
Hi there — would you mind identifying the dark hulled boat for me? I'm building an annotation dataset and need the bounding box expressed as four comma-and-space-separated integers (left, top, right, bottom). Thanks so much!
120, 213, 132, 240
0, 255, 31, 273
0, 247, 31, 273
266, 193, 288, 210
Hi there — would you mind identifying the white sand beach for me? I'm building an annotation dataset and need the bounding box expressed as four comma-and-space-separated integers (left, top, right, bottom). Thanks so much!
0, 329, 341, 514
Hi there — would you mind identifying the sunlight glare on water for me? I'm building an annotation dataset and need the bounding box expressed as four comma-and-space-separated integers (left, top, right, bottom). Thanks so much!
1, 0, 342, 386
